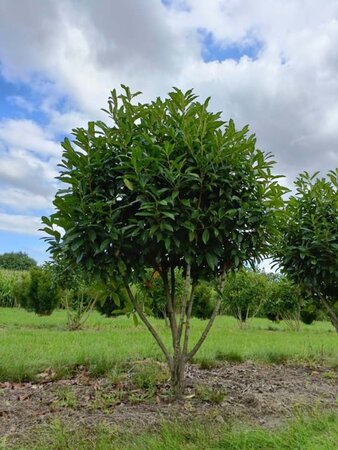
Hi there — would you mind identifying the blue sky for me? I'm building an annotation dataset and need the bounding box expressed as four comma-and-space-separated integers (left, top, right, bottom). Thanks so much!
0, 0, 337, 265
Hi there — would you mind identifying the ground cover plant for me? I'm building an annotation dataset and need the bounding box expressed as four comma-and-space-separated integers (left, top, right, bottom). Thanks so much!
42, 86, 286, 395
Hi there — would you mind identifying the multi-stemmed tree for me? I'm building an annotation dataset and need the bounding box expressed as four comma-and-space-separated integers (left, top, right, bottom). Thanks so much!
42, 86, 286, 395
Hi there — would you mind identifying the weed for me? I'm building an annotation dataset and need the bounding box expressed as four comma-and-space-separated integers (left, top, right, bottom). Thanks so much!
107, 365, 125, 385
195, 384, 226, 404
323, 370, 337, 380
55, 386, 77, 408
90, 390, 124, 411
130, 360, 168, 390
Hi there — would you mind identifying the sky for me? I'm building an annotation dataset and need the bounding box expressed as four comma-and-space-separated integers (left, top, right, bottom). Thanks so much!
0, 0, 337, 264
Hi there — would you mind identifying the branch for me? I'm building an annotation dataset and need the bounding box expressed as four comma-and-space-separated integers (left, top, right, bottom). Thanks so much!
177, 264, 191, 343
162, 270, 178, 348
183, 281, 196, 356
124, 284, 172, 366
320, 295, 338, 331
187, 273, 226, 360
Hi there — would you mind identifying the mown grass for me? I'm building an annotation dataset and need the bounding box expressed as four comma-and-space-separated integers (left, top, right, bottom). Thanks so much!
0, 307, 337, 381
6, 413, 338, 450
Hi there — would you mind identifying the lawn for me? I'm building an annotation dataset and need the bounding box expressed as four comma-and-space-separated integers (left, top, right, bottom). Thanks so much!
0, 307, 337, 381
0, 307, 337, 449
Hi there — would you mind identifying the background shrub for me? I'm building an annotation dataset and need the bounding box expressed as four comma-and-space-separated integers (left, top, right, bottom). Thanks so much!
192, 281, 216, 319
14, 266, 60, 315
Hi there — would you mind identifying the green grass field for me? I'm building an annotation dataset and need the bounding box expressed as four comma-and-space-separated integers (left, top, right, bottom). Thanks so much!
1, 307, 337, 449
0, 307, 337, 382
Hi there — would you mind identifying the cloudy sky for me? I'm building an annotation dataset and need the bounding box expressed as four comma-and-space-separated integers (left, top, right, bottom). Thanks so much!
0, 0, 337, 264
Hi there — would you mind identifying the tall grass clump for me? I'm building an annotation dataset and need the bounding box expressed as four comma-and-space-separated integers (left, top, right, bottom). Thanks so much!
0, 269, 26, 307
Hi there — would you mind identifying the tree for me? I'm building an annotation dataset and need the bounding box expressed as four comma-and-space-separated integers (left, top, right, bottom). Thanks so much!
273, 170, 338, 331
0, 252, 37, 270
264, 275, 304, 331
42, 86, 286, 395
222, 269, 270, 328
50, 260, 108, 330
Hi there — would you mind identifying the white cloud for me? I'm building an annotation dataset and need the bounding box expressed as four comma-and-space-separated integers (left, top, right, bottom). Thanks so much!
0, 212, 41, 235
0, 188, 51, 211
0, 119, 60, 156
0, 0, 337, 246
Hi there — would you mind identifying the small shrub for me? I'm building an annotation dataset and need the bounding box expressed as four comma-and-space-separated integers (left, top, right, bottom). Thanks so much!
192, 282, 216, 319
14, 267, 60, 315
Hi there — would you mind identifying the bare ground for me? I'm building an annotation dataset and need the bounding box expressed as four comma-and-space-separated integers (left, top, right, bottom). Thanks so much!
1, 362, 337, 446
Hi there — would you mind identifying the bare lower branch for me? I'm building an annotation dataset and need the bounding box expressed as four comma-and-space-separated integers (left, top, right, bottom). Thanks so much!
177, 264, 191, 343
162, 270, 178, 348
320, 296, 338, 332
187, 273, 226, 360
124, 284, 172, 365
183, 281, 196, 356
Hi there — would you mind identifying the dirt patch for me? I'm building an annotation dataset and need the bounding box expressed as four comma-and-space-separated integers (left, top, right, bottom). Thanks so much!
1, 362, 337, 446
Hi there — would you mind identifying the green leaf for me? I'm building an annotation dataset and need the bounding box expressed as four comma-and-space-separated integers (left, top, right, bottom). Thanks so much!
112, 292, 120, 307
206, 253, 217, 270
123, 178, 134, 191
118, 260, 127, 275
132, 313, 139, 327
202, 229, 210, 244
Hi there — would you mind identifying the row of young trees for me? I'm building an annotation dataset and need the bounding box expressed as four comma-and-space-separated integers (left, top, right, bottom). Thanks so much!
7, 264, 324, 330
37, 86, 337, 395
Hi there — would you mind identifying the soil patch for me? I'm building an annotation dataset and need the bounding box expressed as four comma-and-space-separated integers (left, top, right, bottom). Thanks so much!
1, 362, 337, 446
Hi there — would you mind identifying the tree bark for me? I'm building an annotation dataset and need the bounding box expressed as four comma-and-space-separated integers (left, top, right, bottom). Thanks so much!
170, 353, 186, 397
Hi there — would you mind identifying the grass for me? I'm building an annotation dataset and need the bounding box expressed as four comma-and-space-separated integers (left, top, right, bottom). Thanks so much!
6, 413, 338, 450
0, 307, 337, 381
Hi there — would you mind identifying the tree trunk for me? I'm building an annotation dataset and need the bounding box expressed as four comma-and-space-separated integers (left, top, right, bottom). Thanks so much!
170, 354, 186, 397
320, 296, 338, 332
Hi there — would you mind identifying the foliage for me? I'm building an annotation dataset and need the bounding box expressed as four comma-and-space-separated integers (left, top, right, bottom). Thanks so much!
222, 269, 270, 327
0, 252, 37, 270
138, 269, 184, 320
14, 266, 60, 315
96, 290, 129, 317
191, 281, 216, 319
273, 170, 338, 331
42, 86, 286, 394
263, 275, 304, 330
0, 269, 26, 307
49, 261, 110, 329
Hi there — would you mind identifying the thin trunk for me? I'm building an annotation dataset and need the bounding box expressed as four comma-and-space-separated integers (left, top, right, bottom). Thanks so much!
183, 282, 196, 356
171, 355, 185, 397
163, 309, 169, 327
162, 270, 178, 348
320, 296, 338, 332
124, 284, 172, 366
